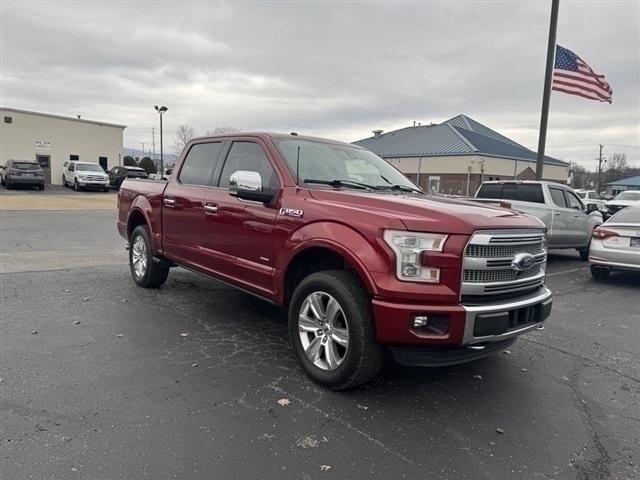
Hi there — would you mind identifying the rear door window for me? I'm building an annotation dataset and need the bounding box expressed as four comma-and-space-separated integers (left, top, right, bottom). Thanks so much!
178, 142, 223, 186
549, 187, 568, 208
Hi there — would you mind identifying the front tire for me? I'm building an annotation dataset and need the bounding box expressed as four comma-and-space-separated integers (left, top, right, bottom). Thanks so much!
74, 179, 80, 191
289, 270, 384, 390
129, 225, 169, 288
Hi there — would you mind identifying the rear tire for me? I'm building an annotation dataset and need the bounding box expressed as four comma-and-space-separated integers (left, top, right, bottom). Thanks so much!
591, 265, 610, 280
288, 270, 384, 390
129, 225, 169, 288
578, 245, 590, 261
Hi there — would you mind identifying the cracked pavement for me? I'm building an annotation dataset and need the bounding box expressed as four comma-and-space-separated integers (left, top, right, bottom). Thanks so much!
1, 210, 639, 479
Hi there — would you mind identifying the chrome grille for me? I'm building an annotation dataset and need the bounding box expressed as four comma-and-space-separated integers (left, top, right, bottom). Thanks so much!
466, 243, 544, 258
462, 229, 547, 299
463, 265, 542, 283
84, 175, 106, 181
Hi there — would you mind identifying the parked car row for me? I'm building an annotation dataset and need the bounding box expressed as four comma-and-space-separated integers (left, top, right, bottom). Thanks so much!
61, 161, 150, 191
470, 180, 640, 280
0, 160, 46, 190
473, 180, 603, 260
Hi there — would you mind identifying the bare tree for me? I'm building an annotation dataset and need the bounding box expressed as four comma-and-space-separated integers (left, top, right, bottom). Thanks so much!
205, 126, 241, 136
605, 152, 629, 183
174, 123, 195, 154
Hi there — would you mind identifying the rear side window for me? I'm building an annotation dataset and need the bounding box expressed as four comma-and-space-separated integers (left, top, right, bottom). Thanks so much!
476, 183, 501, 198
178, 142, 223, 186
549, 187, 568, 208
218, 142, 278, 189
477, 183, 544, 203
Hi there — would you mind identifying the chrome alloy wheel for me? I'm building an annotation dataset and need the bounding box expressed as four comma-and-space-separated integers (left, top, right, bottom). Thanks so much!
131, 235, 148, 278
298, 291, 349, 371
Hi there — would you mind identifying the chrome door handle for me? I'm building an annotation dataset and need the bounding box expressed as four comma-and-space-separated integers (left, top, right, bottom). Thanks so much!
164, 198, 176, 207
204, 204, 218, 215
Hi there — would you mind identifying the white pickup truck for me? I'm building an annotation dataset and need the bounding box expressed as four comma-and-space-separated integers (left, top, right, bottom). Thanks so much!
473, 181, 603, 260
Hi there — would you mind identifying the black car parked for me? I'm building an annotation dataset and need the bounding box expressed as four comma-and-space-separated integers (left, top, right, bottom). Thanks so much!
1, 160, 45, 190
108, 166, 148, 189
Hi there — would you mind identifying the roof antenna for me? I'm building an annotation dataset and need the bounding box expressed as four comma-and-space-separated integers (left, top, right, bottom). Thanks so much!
296, 145, 301, 187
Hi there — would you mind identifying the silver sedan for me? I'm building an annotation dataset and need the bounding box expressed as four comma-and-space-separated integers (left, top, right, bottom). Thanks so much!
589, 205, 640, 279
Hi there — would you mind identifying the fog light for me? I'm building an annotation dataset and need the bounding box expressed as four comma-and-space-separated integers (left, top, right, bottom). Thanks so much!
412, 314, 450, 336
413, 315, 429, 328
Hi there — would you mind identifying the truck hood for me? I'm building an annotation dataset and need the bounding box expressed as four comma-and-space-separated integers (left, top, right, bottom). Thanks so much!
606, 200, 640, 208
308, 190, 545, 234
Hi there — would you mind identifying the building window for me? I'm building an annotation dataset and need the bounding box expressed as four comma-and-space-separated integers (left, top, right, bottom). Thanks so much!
4, 116, 12, 123
70, 155, 79, 160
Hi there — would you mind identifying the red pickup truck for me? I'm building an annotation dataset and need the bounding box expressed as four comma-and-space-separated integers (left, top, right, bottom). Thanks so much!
118, 132, 552, 389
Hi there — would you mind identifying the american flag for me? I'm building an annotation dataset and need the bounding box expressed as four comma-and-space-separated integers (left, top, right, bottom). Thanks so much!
552, 45, 613, 103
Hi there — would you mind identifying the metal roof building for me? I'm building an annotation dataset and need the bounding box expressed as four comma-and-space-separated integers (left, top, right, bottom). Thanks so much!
354, 115, 570, 195
607, 175, 640, 193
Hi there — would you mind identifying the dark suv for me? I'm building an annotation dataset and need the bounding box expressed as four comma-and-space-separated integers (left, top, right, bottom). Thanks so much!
108, 166, 148, 190
1, 160, 45, 190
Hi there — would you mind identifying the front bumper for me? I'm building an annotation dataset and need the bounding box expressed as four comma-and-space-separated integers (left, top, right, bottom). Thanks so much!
78, 180, 109, 188
373, 287, 552, 347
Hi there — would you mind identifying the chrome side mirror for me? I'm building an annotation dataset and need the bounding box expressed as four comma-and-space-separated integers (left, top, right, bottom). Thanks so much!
229, 170, 275, 203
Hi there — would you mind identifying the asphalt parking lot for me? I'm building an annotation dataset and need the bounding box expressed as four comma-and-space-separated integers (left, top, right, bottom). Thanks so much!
1, 207, 639, 479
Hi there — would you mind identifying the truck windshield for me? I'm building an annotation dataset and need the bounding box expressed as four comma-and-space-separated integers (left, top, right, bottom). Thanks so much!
275, 139, 419, 192
476, 183, 545, 204
76, 163, 104, 172
576, 191, 586, 199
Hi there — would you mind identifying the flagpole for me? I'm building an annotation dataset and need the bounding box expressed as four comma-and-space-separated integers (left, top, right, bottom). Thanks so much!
535, 0, 560, 180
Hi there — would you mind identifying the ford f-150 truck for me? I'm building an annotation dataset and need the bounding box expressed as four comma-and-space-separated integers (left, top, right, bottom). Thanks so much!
117, 133, 552, 390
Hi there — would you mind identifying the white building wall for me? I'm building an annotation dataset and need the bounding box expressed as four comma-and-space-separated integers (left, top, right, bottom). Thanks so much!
0, 108, 125, 185
385, 155, 569, 182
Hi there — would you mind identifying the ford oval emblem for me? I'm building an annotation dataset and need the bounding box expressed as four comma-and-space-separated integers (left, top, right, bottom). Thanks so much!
512, 253, 536, 271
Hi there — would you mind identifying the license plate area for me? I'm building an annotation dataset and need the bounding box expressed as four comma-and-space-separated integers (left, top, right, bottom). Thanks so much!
631, 238, 640, 248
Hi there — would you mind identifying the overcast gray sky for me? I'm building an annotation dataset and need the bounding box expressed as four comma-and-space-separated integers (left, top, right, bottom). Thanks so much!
2, 0, 639, 169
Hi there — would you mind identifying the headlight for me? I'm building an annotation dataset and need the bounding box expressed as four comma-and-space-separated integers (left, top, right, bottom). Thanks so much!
383, 230, 448, 283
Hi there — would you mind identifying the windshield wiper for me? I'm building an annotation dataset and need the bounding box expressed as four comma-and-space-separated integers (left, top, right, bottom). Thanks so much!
378, 174, 423, 194
304, 179, 378, 190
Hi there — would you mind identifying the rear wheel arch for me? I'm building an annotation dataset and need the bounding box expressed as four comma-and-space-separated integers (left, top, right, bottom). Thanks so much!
127, 208, 149, 239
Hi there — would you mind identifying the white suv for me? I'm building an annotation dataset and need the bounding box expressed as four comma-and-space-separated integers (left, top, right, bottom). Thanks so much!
63, 161, 110, 191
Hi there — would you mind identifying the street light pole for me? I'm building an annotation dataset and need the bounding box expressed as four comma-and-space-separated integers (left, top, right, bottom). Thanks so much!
154, 105, 168, 178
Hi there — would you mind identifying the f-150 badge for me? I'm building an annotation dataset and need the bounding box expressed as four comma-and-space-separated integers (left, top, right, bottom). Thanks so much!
279, 208, 304, 218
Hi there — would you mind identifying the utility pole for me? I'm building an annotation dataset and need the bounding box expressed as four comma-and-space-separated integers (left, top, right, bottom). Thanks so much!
416, 157, 422, 190
141, 142, 146, 157
597, 144, 604, 193
152, 127, 156, 166
535, 0, 560, 180
154, 106, 168, 177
